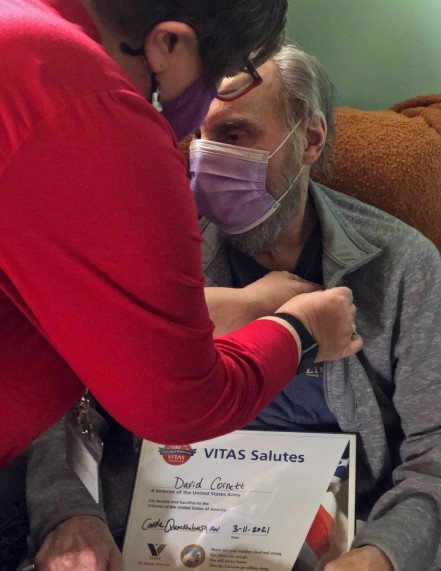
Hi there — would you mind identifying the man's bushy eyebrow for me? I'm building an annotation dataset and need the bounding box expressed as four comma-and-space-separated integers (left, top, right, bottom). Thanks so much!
212, 118, 256, 134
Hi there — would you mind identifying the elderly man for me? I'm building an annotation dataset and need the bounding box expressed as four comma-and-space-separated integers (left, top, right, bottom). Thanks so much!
25, 44, 441, 571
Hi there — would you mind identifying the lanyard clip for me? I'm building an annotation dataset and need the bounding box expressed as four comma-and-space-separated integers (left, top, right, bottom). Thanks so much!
72, 392, 93, 437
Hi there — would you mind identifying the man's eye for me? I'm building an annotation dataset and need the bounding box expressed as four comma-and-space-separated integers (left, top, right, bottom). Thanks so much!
224, 130, 244, 144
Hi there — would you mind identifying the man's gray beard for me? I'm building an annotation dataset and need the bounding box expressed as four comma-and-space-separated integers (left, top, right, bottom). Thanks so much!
221, 154, 304, 257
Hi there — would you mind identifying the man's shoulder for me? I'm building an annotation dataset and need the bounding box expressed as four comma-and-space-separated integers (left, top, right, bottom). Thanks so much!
313, 181, 440, 264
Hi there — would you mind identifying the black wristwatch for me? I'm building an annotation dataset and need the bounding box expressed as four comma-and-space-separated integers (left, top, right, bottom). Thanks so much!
273, 312, 319, 373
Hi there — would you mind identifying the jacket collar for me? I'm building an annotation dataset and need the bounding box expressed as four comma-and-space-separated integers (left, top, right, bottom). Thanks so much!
308, 181, 381, 286
201, 180, 382, 287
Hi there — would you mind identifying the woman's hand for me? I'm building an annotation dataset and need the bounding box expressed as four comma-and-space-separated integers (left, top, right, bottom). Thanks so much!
275, 287, 363, 362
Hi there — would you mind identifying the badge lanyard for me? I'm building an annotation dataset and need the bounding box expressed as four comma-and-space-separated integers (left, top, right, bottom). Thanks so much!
66, 390, 103, 503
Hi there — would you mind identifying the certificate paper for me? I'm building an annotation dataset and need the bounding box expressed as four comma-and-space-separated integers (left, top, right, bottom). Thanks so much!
123, 431, 356, 571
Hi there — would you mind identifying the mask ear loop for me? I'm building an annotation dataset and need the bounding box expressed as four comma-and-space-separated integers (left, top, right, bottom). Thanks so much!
268, 119, 302, 159
267, 118, 305, 207
120, 42, 144, 56
150, 73, 163, 112
275, 165, 306, 206
120, 42, 163, 112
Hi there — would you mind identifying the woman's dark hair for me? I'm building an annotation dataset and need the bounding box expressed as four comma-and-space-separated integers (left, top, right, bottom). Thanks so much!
91, 0, 287, 84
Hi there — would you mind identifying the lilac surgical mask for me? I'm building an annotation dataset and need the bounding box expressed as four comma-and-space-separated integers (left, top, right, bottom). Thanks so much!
189, 121, 303, 233
160, 76, 218, 141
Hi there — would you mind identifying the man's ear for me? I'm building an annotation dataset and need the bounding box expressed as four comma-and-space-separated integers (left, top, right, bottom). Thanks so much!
302, 115, 327, 165
144, 21, 199, 73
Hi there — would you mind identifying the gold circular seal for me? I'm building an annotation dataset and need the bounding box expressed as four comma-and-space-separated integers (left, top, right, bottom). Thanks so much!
180, 544, 206, 568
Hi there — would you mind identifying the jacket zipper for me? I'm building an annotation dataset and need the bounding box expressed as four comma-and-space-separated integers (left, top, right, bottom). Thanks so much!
323, 359, 356, 424
323, 259, 373, 424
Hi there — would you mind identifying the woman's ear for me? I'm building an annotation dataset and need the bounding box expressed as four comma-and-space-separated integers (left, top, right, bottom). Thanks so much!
302, 115, 327, 165
144, 21, 199, 73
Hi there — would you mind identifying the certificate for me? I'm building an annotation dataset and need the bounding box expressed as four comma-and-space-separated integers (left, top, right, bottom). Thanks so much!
123, 431, 356, 571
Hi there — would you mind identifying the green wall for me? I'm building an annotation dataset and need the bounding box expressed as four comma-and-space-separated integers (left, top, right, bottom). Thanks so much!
286, 0, 441, 110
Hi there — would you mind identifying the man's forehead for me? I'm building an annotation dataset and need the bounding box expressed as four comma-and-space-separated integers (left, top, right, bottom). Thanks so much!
202, 107, 256, 131
203, 61, 281, 131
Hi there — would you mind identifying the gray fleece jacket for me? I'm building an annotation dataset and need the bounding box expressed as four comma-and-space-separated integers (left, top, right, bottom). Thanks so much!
26, 182, 441, 571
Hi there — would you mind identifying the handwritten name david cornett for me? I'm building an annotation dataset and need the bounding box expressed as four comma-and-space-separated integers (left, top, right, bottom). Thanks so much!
174, 476, 245, 492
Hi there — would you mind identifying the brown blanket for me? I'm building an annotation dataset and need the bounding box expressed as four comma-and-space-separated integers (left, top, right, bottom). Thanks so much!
315, 95, 441, 249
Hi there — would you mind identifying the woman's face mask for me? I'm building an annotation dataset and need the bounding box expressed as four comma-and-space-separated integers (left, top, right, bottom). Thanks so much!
189, 121, 303, 234
161, 77, 218, 141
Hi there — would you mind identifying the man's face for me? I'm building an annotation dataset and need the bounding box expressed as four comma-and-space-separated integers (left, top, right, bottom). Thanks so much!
199, 61, 305, 256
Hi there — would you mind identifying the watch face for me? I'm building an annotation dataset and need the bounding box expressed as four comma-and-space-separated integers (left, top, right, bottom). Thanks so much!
298, 343, 319, 374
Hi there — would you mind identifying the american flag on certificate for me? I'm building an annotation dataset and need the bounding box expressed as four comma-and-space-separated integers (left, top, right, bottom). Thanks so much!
293, 446, 353, 571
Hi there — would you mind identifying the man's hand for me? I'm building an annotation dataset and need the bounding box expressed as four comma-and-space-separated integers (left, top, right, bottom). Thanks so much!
34, 515, 122, 571
243, 271, 321, 310
324, 546, 394, 570
276, 286, 363, 362
206, 271, 321, 336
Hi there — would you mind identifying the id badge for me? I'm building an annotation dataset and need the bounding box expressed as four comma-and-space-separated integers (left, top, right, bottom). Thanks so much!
66, 394, 103, 503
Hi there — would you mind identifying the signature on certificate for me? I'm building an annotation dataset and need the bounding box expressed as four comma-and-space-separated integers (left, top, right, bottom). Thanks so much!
141, 517, 220, 534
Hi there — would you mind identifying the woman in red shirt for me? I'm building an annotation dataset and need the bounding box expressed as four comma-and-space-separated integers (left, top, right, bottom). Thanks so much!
0, 0, 361, 465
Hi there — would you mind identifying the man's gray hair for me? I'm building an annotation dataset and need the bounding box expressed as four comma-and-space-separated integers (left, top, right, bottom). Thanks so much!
272, 43, 336, 173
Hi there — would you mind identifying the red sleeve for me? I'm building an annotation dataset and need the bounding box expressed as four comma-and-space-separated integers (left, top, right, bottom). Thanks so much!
0, 90, 298, 461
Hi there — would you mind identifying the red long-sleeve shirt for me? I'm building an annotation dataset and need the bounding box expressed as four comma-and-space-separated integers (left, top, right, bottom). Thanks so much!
0, 0, 298, 465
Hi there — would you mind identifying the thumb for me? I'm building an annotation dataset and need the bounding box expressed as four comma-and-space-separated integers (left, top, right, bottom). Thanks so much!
107, 547, 123, 571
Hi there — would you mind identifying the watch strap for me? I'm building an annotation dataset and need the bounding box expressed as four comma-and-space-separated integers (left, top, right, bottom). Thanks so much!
273, 312, 317, 356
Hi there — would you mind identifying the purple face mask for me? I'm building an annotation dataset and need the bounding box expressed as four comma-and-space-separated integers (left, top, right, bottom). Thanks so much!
189, 122, 302, 234
161, 76, 218, 141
